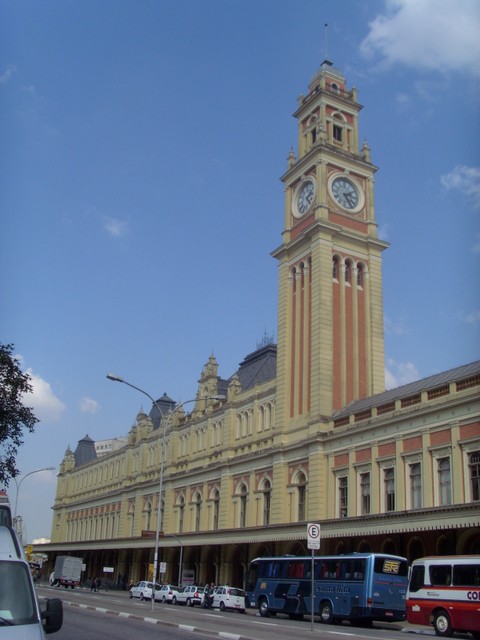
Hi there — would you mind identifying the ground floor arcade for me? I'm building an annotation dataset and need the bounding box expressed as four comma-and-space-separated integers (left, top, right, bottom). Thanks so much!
38, 506, 480, 591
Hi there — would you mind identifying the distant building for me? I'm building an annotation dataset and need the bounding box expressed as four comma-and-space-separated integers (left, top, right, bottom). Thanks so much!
41, 60, 480, 588
95, 437, 128, 458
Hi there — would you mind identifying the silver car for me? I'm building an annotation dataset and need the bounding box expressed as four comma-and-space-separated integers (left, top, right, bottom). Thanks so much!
173, 585, 205, 606
129, 580, 160, 601
154, 584, 180, 603
212, 586, 246, 613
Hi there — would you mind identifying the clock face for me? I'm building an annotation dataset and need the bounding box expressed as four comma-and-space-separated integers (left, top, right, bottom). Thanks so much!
331, 176, 359, 210
294, 180, 315, 217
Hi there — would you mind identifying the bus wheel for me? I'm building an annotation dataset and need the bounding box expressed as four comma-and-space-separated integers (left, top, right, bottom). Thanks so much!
258, 598, 270, 618
320, 601, 334, 624
433, 610, 453, 637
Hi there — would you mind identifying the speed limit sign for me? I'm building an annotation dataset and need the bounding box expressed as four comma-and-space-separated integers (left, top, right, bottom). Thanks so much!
307, 522, 321, 550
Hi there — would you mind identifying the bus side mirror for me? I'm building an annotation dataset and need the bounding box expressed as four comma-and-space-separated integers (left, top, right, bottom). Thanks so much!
41, 598, 63, 634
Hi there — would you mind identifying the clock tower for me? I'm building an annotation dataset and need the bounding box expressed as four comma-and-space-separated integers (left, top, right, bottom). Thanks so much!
273, 60, 388, 430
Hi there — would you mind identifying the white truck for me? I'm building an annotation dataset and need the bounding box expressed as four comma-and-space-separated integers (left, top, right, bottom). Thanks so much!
52, 556, 83, 589
0, 523, 63, 637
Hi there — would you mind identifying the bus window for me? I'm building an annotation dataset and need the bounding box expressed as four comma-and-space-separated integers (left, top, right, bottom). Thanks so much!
288, 560, 305, 578
408, 565, 424, 592
453, 563, 480, 586
429, 564, 451, 586
352, 559, 366, 580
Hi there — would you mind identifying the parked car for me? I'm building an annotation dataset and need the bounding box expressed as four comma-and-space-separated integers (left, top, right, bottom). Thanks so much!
129, 580, 161, 601
173, 585, 205, 606
154, 583, 180, 603
212, 586, 245, 613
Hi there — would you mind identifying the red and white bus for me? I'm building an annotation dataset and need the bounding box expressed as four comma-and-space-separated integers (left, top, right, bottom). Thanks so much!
406, 555, 480, 638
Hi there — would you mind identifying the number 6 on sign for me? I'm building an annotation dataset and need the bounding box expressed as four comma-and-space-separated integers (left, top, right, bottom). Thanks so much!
307, 522, 321, 550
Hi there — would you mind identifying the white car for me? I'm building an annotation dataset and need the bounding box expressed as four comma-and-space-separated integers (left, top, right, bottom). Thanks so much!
129, 580, 161, 601
212, 586, 245, 613
154, 583, 180, 603
173, 585, 205, 606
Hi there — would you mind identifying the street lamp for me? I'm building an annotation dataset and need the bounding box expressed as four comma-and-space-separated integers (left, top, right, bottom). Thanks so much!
13, 467, 56, 544
107, 373, 224, 609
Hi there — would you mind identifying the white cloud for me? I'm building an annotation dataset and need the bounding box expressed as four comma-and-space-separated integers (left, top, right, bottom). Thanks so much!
441, 166, 480, 210
456, 309, 480, 326
472, 234, 480, 254
26, 370, 66, 423
0, 64, 16, 84
104, 217, 128, 237
384, 314, 408, 336
385, 358, 420, 389
79, 397, 101, 414
361, 0, 480, 77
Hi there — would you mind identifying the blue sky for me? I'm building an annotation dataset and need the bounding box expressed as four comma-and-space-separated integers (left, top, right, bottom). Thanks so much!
1, 0, 479, 542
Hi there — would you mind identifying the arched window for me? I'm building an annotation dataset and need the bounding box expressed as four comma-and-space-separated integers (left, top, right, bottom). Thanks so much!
239, 484, 247, 528
144, 500, 152, 530
178, 496, 185, 533
297, 472, 307, 521
212, 489, 220, 530
194, 493, 202, 532
263, 480, 271, 525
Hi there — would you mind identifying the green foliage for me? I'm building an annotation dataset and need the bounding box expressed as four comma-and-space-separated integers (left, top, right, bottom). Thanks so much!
0, 343, 38, 486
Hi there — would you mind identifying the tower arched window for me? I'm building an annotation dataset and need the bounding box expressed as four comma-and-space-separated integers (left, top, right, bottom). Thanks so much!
357, 263, 364, 287
332, 255, 339, 280
345, 259, 352, 284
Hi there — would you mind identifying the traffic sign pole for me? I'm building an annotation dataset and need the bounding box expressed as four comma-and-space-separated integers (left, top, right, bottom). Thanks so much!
307, 523, 321, 631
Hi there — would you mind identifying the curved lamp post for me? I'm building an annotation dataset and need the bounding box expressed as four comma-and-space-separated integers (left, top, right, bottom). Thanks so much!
13, 466, 55, 544
107, 373, 224, 609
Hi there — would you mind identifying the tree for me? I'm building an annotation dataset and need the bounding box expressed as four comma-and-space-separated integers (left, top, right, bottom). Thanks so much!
0, 343, 38, 486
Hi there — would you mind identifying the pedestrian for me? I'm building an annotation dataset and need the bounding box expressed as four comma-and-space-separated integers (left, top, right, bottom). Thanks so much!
90, 577, 96, 592
203, 582, 210, 608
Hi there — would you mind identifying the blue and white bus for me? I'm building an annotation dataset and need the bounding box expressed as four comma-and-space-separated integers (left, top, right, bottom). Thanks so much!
245, 553, 408, 624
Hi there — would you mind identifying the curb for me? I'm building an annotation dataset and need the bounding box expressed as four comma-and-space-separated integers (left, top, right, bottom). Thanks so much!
38, 595, 432, 638
38, 595, 256, 640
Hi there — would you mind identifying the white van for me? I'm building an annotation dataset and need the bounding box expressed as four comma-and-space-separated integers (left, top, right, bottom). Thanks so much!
0, 524, 63, 638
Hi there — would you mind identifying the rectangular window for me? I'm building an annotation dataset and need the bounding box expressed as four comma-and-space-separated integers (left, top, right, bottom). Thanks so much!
333, 125, 342, 142
339, 476, 348, 517
360, 472, 370, 515
384, 468, 395, 511
438, 457, 451, 506
470, 451, 480, 501
410, 463, 422, 509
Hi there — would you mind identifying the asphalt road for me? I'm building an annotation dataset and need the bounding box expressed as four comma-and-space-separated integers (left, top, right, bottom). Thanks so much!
36, 583, 442, 640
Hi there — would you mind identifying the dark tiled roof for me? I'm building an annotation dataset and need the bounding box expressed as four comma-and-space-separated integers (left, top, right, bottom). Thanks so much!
332, 360, 480, 419
149, 392, 177, 430
74, 434, 97, 467
230, 344, 277, 391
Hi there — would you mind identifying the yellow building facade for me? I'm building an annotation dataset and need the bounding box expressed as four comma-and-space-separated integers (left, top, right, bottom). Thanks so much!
43, 60, 480, 588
